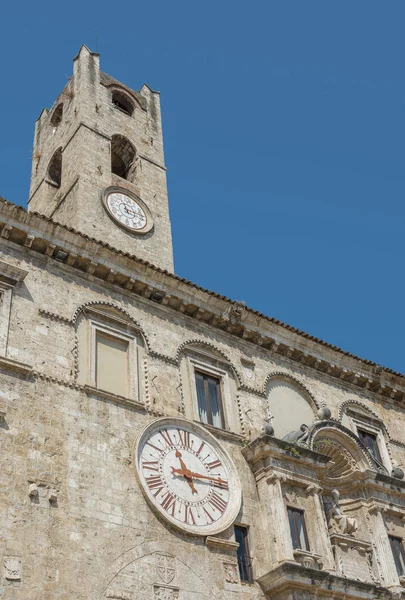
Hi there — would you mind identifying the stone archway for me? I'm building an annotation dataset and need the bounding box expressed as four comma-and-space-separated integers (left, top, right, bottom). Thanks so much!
89, 539, 222, 600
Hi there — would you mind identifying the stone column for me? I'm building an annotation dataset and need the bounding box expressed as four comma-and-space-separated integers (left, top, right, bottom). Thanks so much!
368, 505, 402, 592
256, 470, 294, 566
306, 485, 336, 572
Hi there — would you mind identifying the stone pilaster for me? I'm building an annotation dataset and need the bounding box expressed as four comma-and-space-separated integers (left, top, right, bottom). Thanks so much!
368, 505, 402, 593
305, 485, 336, 572
257, 471, 294, 566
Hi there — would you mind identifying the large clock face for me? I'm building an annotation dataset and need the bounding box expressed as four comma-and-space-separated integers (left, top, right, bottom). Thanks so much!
103, 188, 152, 233
135, 418, 242, 535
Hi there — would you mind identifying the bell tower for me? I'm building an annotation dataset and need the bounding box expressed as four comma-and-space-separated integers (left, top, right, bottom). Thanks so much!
28, 45, 174, 272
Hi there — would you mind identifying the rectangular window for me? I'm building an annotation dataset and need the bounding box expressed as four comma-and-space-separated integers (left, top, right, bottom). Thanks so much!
96, 331, 129, 397
389, 536, 405, 577
287, 507, 310, 551
195, 371, 224, 429
235, 526, 253, 584
358, 429, 382, 463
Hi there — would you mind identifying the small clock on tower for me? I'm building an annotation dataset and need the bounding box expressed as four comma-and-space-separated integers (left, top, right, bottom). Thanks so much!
102, 187, 153, 234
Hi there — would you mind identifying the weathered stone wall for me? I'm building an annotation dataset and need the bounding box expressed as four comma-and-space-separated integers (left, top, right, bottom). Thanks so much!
1, 239, 405, 599
28, 46, 173, 272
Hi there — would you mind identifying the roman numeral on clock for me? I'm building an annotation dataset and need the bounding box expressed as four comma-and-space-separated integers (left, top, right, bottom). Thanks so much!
177, 429, 191, 448
184, 505, 196, 525
206, 459, 222, 470
161, 491, 176, 515
145, 475, 164, 496
142, 460, 159, 472
160, 429, 174, 448
196, 441, 205, 456
212, 478, 229, 491
146, 440, 162, 453
203, 507, 214, 523
209, 492, 227, 513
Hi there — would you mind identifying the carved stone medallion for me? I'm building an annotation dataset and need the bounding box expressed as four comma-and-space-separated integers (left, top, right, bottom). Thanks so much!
4, 556, 21, 581
153, 586, 179, 600
155, 553, 175, 585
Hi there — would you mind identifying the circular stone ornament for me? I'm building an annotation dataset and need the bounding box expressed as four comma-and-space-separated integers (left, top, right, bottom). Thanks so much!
102, 186, 153, 234
135, 417, 242, 536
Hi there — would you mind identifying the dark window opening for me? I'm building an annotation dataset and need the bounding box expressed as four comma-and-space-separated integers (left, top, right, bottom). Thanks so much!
195, 371, 224, 429
389, 536, 405, 576
358, 429, 382, 464
47, 148, 62, 188
287, 507, 310, 551
111, 134, 136, 181
50, 103, 63, 127
235, 526, 253, 584
112, 90, 134, 116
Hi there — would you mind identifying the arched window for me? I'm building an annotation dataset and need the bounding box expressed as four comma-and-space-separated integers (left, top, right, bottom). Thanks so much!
111, 135, 136, 181
50, 103, 63, 127
47, 148, 62, 188
112, 90, 134, 116
267, 377, 316, 439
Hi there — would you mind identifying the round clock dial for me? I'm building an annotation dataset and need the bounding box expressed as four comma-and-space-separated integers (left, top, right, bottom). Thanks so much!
135, 418, 242, 536
102, 188, 153, 234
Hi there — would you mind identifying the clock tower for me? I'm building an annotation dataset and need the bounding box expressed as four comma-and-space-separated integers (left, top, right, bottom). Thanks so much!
28, 45, 174, 272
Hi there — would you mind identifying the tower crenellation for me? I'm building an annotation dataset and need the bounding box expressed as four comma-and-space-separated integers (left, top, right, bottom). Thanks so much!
28, 45, 174, 272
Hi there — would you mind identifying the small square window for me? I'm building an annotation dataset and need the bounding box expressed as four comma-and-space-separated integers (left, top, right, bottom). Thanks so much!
389, 536, 405, 576
195, 371, 225, 429
287, 507, 310, 551
95, 331, 129, 397
358, 429, 383, 464
234, 525, 253, 583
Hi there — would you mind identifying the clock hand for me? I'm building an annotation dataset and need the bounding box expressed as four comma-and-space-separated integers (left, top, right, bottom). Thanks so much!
172, 468, 227, 487
175, 449, 189, 473
173, 451, 198, 495
189, 471, 228, 485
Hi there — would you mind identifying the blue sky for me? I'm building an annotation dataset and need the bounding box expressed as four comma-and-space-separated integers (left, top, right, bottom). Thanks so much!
1, 1, 404, 372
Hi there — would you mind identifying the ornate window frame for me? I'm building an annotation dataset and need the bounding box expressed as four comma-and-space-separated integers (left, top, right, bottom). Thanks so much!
180, 347, 239, 435
343, 405, 392, 472
0, 260, 28, 357
76, 305, 145, 403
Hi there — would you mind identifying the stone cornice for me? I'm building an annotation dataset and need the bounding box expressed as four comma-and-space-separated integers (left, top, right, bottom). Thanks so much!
205, 536, 239, 553
2, 197, 405, 406
256, 561, 390, 598
0, 356, 33, 376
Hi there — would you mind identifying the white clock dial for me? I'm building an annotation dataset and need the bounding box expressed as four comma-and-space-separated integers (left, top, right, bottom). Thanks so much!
135, 418, 242, 536
102, 187, 153, 234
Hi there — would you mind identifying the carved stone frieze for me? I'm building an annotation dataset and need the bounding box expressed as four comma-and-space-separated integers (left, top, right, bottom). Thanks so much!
153, 586, 179, 600
4, 556, 21, 581
224, 562, 239, 584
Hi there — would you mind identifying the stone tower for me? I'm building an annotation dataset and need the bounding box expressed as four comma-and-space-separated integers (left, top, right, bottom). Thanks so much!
28, 45, 174, 272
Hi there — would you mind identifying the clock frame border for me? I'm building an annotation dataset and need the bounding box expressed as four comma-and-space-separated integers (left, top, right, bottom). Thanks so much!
102, 186, 154, 235
134, 417, 242, 537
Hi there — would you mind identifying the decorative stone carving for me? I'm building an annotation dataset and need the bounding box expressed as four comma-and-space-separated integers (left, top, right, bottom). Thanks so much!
228, 301, 246, 321
155, 553, 175, 585
327, 490, 358, 536
263, 423, 274, 436
224, 562, 239, 584
317, 403, 331, 421
4, 556, 21, 581
153, 586, 179, 600
313, 438, 358, 479
391, 465, 405, 480
283, 424, 309, 446
28, 483, 39, 499
293, 549, 323, 570
284, 489, 298, 504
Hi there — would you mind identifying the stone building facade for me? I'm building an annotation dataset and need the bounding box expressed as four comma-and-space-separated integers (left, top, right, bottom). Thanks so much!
1, 46, 405, 599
